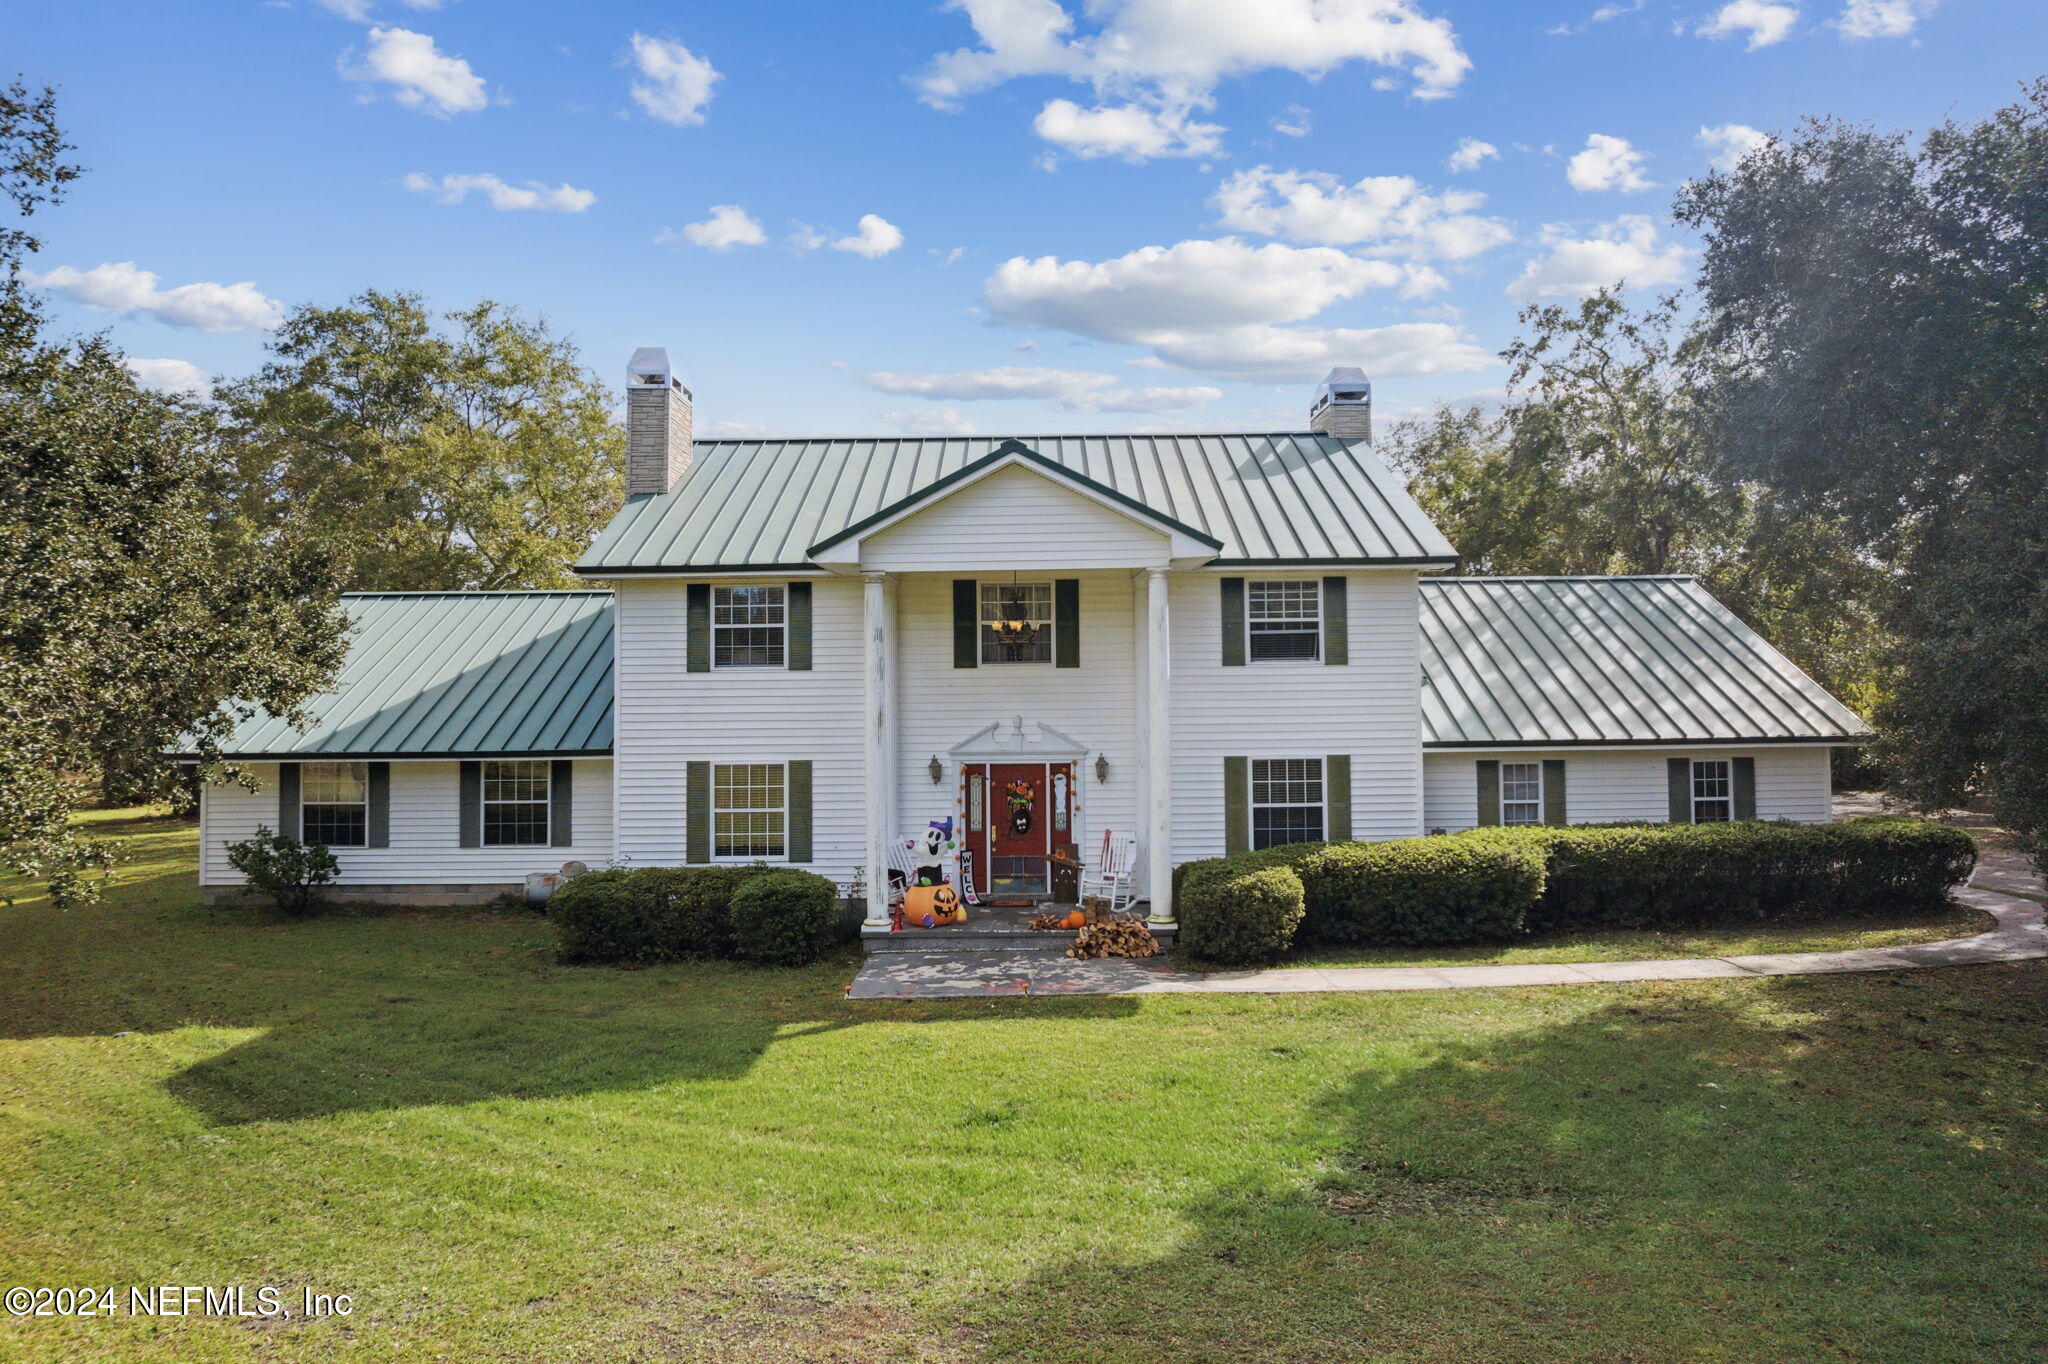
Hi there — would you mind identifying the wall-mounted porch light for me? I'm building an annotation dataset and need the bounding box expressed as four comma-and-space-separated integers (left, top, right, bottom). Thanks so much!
1094, 753, 1110, 784
928, 755, 945, 785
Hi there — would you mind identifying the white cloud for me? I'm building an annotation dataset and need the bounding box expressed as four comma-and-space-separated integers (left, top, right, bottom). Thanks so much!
917, 0, 1470, 160
1698, 1, 1800, 49
25, 261, 286, 333
1504, 216, 1690, 302
982, 236, 1483, 381
831, 214, 904, 258
985, 238, 1415, 342
1445, 137, 1498, 172
658, 204, 766, 249
1565, 133, 1652, 192
316, 0, 446, 15
696, 418, 782, 439
884, 407, 978, 436
1271, 103, 1311, 138
1835, 0, 1935, 39
124, 357, 213, 397
1212, 166, 1511, 259
402, 172, 595, 212
861, 365, 1219, 412
343, 26, 486, 116
1032, 97, 1223, 160
627, 33, 719, 126
1695, 123, 1769, 171
1136, 322, 1492, 383
1548, 0, 1648, 34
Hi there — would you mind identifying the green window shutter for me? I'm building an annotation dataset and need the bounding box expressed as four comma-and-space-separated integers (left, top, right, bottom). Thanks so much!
686, 761, 711, 864
1542, 758, 1567, 827
550, 760, 574, 847
1476, 760, 1500, 826
686, 583, 711, 673
1325, 754, 1352, 842
787, 760, 813, 863
459, 761, 482, 847
786, 581, 812, 671
952, 579, 979, 669
1054, 578, 1080, 668
1733, 756, 1757, 821
1220, 577, 1246, 666
366, 762, 390, 847
1667, 758, 1692, 824
1224, 756, 1250, 855
276, 762, 301, 840
1322, 575, 1348, 666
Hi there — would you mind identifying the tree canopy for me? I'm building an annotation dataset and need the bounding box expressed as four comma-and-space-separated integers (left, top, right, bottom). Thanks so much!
1675, 78, 2048, 858
213, 291, 625, 592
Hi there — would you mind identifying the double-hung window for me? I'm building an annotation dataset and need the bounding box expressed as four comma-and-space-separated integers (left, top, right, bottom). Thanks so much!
301, 762, 368, 847
712, 586, 786, 668
1251, 757, 1325, 850
1500, 761, 1543, 826
714, 763, 786, 859
1691, 759, 1733, 823
1247, 580, 1320, 661
979, 581, 1054, 664
482, 760, 550, 846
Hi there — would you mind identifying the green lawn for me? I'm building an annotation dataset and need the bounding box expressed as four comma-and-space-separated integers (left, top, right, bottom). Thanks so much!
1280, 900, 1991, 971
3, 813, 2045, 1362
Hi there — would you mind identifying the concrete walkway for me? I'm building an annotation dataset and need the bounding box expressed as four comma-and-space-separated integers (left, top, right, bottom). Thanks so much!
845, 847, 2046, 1001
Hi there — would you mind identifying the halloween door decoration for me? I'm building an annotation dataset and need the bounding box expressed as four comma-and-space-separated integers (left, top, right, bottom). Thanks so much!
1005, 778, 1036, 836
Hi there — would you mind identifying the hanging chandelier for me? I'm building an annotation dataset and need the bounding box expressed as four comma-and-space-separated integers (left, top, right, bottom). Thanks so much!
988, 580, 1040, 647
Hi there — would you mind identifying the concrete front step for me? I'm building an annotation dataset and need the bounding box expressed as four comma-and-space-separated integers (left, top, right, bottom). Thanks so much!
865, 926, 1176, 955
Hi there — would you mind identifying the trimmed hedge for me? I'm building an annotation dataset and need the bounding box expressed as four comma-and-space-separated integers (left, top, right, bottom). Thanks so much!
730, 869, 842, 966
1168, 816, 1975, 955
1179, 862, 1304, 965
1513, 816, 1977, 932
550, 863, 836, 965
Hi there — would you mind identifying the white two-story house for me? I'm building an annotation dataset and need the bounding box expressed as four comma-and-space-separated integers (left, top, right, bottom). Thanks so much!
189, 351, 1870, 929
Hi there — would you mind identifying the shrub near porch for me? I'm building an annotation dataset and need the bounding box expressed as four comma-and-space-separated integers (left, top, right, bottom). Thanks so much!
1174, 817, 1975, 966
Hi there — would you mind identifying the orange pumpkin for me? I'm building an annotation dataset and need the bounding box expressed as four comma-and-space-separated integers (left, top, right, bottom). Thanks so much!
905, 884, 966, 927
1063, 910, 1086, 930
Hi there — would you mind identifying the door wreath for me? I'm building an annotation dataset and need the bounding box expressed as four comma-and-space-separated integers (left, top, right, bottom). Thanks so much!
1005, 778, 1035, 836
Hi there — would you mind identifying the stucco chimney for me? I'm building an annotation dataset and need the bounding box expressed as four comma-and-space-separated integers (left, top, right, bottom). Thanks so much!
1308, 366, 1372, 441
625, 346, 693, 497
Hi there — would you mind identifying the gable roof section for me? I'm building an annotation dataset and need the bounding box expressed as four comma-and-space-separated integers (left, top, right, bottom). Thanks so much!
577, 432, 1456, 572
190, 591, 614, 758
807, 442, 1222, 559
1419, 576, 1870, 747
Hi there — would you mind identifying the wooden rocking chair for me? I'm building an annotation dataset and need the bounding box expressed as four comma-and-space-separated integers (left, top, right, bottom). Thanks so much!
1078, 831, 1138, 916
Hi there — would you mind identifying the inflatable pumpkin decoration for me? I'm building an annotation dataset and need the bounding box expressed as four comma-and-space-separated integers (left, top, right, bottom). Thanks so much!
904, 883, 966, 928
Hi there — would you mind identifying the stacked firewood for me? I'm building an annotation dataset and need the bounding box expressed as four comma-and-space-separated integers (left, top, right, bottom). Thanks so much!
1028, 911, 1069, 931
1066, 915, 1161, 960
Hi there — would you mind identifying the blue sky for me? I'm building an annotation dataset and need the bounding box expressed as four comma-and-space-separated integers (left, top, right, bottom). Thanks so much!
11, 0, 2046, 436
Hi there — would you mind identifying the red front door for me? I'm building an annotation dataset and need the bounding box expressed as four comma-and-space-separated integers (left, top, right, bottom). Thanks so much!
987, 764, 1049, 897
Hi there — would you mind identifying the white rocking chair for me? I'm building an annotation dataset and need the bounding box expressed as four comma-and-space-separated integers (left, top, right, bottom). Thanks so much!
1079, 831, 1138, 916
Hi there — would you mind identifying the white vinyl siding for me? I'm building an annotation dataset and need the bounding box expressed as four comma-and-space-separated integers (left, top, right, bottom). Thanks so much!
1422, 746, 1834, 833
614, 577, 861, 876
858, 464, 1171, 572
1173, 570, 1423, 860
200, 760, 612, 885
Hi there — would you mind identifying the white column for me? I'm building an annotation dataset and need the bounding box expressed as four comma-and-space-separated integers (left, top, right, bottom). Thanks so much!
1144, 567, 1174, 926
862, 571, 894, 930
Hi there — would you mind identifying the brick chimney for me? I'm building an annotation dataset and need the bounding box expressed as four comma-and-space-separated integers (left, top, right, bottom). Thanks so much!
625, 346, 693, 497
1308, 366, 1372, 442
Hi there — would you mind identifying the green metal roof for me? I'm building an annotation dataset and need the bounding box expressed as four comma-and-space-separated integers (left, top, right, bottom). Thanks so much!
577, 432, 1458, 573
194, 592, 613, 758
1420, 576, 1870, 747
